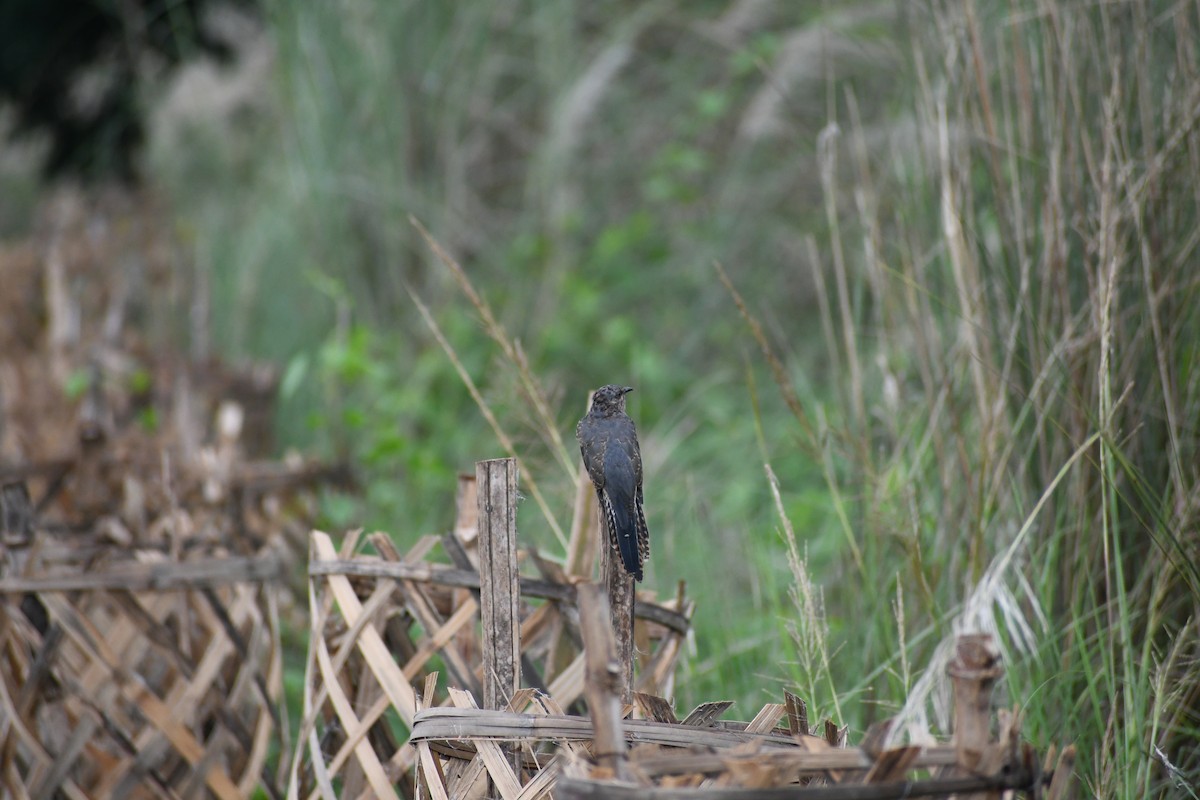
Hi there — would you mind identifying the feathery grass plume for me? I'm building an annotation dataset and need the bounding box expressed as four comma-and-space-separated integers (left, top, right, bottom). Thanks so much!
766, 464, 841, 725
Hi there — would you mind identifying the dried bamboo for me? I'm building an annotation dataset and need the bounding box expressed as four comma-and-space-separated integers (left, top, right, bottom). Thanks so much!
0, 549, 285, 799
293, 480, 692, 799
578, 584, 630, 782
477, 458, 521, 712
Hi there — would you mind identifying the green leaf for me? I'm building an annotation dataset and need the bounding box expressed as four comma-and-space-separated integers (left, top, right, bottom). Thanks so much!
64, 369, 91, 400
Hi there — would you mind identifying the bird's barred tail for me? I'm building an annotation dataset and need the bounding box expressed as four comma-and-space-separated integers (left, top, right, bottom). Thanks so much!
635, 492, 650, 567
600, 489, 644, 581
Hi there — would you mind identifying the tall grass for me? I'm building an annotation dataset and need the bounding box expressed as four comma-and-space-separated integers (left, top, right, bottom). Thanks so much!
742, 1, 1200, 794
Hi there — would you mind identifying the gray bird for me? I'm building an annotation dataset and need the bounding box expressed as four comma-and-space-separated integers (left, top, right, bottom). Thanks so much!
576, 384, 649, 581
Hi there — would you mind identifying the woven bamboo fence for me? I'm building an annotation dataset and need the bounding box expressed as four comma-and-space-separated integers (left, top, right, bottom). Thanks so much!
0, 207, 360, 799
0, 423, 331, 799
0, 434, 319, 800
0, 542, 286, 799
412, 597, 1078, 800
287, 462, 694, 800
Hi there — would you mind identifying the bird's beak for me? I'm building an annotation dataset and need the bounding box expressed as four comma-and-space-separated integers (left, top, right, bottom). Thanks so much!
622, 386, 634, 395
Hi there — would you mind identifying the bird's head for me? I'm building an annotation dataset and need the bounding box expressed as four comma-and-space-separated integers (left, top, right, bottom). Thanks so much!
589, 384, 633, 415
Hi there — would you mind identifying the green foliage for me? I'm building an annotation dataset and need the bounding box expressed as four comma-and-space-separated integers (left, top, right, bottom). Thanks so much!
292, 318, 494, 535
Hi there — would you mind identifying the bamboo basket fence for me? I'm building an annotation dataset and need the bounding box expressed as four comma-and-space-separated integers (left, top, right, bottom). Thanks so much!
0, 430, 337, 799
287, 463, 694, 800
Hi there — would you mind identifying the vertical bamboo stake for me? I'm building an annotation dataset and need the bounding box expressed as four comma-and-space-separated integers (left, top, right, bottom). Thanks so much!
602, 546, 635, 704
476, 458, 519, 712
578, 583, 630, 783
948, 633, 1003, 773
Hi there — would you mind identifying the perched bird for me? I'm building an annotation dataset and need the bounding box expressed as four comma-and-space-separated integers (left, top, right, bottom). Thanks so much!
576, 384, 649, 581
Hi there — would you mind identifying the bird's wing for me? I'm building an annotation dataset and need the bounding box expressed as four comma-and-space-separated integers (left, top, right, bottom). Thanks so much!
627, 424, 643, 485
576, 416, 607, 488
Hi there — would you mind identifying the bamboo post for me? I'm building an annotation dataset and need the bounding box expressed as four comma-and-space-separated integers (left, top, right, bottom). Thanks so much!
948, 633, 1003, 772
602, 543, 635, 704
578, 583, 631, 783
476, 458, 520, 712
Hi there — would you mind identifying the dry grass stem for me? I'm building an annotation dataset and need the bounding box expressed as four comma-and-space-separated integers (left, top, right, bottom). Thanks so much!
406, 284, 569, 551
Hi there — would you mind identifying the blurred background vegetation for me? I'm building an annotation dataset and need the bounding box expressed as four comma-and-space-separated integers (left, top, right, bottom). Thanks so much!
3, 0, 1199, 795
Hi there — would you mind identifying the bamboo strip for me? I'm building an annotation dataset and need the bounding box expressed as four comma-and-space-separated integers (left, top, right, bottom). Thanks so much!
304, 724, 337, 800
399, 575, 481, 698
514, 754, 560, 800
547, 651, 586, 710
290, 558, 333, 800
295, 573, 396, 800
477, 458, 521, 712
0, 555, 284, 592
31, 702, 101, 800
528, 693, 591, 762
416, 673, 452, 800
323, 691, 391, 781
862, 746, 921, 784
308, 559, 690, 634
375, 533, 485, 698
447, 688, 525, 799
744, 704, 786, 734
410, 707, 799, 748
311, 531, 418, 724
1047, 745, 1076, 800
424, 739, 958, 781
679, 702, 733, 728
554, 771, 1040, 800
313, 613, 397, 800
401, 598, 479, 680
236, 589, 280, 796
410, 708, 965, 772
